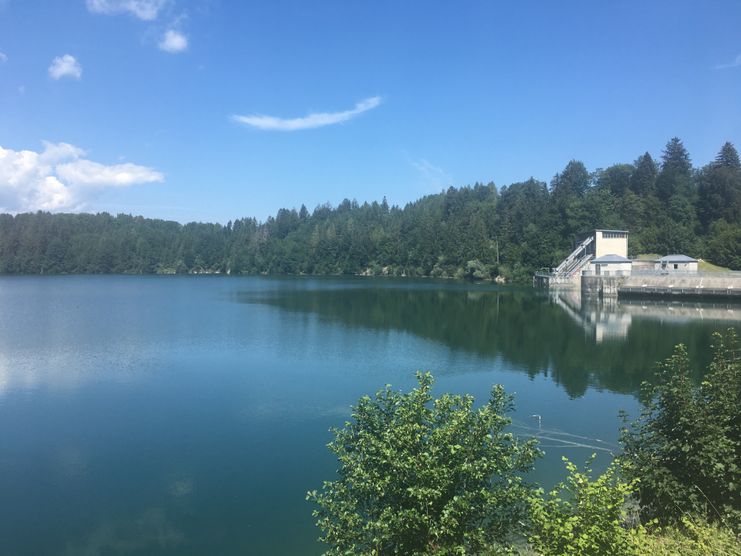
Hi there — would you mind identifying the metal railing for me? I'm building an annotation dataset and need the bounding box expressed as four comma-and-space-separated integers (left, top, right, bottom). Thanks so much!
554, 235, 594, 275
629, 269, 741, 278
563, 254, 593, 276
582, 269, 631, 277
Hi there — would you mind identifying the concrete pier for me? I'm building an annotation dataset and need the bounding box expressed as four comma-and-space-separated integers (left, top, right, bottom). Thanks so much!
619, 274, 741, 300
578, 273, 741, 300
581, 275, 625, 298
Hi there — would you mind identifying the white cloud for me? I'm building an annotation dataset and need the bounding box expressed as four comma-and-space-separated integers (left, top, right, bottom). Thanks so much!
410, 157, 452, 191
0, 52, 7, 63
0, 141, 163, 212
232, 96, 382, 131
57, 160, 163, 187
48, 54, 82, 80
715, 54, 741, 70
86, 0, 168, 21
158, 29, 188, 53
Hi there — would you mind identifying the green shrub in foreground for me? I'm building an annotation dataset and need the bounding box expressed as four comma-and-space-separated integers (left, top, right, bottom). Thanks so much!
307, 372, 541, 555
308, 347, 741, 555
635, 517, 741, 556
527, 457, 643, 556
619, 329, 740, 530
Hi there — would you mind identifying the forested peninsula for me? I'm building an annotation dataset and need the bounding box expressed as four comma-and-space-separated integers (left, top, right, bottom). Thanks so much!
1, 138, 739, 280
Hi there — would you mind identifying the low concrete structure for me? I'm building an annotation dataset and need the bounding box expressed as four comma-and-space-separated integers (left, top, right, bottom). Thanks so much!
587, 254, 632, 277
655, 254, 698, 273
631, 259, 655, 272
619, 273, 741, 299
582, 275, 624, 298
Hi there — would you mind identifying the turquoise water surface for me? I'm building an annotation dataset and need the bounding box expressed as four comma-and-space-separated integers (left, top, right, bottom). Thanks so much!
0, 276, 737, 555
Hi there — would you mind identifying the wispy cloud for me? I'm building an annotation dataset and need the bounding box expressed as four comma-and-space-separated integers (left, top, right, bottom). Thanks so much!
0, 141, 163, 212
48, 54, 82, 80
86, 0, 168, 21
87, 0, 188, 55
158, 29, 188, 53
232, 96, 382, 131
409, 157, 452, 191
715, 54, 741, 70
0, 52, 7, 63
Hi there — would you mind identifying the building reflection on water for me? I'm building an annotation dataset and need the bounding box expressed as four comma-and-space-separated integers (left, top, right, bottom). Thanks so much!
553, 290, 741, 343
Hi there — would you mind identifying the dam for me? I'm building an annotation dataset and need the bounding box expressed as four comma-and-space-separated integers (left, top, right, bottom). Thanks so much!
534, 230, 741, 300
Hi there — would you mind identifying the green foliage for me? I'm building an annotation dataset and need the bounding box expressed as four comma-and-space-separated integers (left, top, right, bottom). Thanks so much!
635, 517, 741, 556
705, 220, 741, 269
527, 457, 642, 556
656, 137, 694, 202
306, 347, 740, 555
629, 153, 658, 196
619, 329, 741, 530
464, 259, 491, 280
698, 142, 741, 230
525, 475, 738, 556
306, 372, 541, 555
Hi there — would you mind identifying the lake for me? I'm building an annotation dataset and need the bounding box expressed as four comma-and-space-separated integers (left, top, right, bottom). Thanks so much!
0, 276, 738, 555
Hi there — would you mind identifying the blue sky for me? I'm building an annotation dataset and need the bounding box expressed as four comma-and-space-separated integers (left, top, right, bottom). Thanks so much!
1, 0, 740, 223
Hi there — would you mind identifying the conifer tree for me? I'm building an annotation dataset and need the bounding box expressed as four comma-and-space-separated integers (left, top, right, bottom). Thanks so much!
656, 137, 694, 201
630, 152, 658, 196
698, 142, 741, 229
715, 141, 741, 168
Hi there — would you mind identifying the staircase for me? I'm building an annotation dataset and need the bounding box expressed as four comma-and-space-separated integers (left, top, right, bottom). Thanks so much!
533, 235, 595, 288
554, 235, 594, 276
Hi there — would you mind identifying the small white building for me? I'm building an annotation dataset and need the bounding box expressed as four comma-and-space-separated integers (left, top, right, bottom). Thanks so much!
655, 254, 698, 273
588, 254, 633, 276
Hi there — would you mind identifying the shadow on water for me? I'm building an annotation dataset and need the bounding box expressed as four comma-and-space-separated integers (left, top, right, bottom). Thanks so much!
236, 279, 741, 398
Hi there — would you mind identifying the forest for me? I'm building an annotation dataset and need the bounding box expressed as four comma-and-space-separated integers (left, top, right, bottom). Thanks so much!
1, 138, 739, 281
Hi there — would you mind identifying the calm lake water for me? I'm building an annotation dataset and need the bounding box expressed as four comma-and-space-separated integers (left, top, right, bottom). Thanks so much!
0, 276, 738, 555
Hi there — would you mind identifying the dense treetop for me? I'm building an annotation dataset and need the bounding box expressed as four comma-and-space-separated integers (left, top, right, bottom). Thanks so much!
1, 138, 739, 279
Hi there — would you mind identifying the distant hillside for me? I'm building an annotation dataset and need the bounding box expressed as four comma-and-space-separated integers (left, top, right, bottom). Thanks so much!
1, 138, 739, 280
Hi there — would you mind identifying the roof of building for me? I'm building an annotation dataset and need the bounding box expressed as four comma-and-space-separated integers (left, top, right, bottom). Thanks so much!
595, 229, 629, 234
657, 254, 698, 263
592, 254, 632, 264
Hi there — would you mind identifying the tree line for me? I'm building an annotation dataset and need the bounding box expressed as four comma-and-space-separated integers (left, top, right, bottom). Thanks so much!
1, 138, 739, 279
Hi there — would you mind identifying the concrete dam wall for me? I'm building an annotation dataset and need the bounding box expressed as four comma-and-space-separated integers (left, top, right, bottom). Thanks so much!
582, 273, 741, 300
